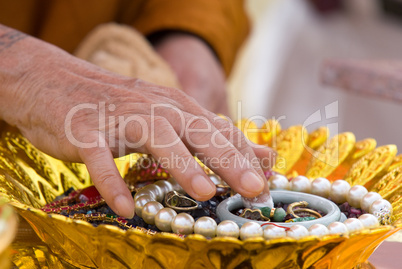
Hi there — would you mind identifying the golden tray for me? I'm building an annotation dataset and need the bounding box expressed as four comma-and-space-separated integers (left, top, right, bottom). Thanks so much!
1, 122, 401, 269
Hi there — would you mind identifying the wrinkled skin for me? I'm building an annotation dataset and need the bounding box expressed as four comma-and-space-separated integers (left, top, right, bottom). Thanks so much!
0, 25, 274, 218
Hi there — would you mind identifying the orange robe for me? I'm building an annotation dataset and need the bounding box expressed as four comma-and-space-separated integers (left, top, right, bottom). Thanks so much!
0, 0, 249, 75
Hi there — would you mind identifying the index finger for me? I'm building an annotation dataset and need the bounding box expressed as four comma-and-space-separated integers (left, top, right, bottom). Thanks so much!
78, 133, 134, 219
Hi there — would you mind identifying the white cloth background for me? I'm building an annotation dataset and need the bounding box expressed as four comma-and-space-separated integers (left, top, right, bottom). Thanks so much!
227, 0, 402, 250
228, 0, 402, 149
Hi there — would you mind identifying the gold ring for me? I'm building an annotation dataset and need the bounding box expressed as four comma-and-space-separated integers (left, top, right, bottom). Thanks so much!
239, 208, 270, 221
164, 191, 198, 211
293, 208, 322, 219
287, 201, 309, 218
270, 207, 276, 218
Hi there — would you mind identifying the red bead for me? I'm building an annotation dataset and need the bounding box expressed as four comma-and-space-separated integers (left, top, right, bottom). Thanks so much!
79, 186, 101, 201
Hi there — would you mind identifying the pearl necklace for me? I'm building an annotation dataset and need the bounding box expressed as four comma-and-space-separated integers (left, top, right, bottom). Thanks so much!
133, 175, 392, 240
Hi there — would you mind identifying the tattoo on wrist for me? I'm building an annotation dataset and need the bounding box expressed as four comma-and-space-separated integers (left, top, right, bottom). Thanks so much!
0, 27, 27, 53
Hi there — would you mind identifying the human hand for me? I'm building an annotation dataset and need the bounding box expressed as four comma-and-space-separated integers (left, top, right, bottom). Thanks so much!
0, 25, 275, 219
153, 32, 230, 116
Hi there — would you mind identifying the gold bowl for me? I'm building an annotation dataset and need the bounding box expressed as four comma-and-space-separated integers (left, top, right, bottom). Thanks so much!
1, 121, 401, 268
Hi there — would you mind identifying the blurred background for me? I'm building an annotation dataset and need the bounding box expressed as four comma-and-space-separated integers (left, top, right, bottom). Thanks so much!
228, 2, 402, 266
228, 0, 402, 149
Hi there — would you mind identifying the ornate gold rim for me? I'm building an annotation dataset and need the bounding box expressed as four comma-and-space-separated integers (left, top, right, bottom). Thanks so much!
1, 121, 402, 268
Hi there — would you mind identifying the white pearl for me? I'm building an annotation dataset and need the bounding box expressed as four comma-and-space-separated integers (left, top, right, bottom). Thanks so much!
216, 220, 240, 238
171, 213, 194, 235
290, 176, 311, 193
360, 192, 382, 212
269, 175, 289, 190
142, 201, 164, 225
134, 189, 156, 201
155, 208, 177, 232
327, 222, 349, 235
154, 180, 174, 196
194, 217, 217, 238
142, 184, 164, 202
168, 178, 184, 193
329, 180, 351, 204
343, 218, 364, 232
358, 214, 380, 228
287, 225, 309, 239
263, 225, 287, 239
308, 224, 329, 237
311, 177, 331, 198
369, 199, 393, 215
347, 185, 368, 208
134, 195, 154, 217
240, 222, 263, 240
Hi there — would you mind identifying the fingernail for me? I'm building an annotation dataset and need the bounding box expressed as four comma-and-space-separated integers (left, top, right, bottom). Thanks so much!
114, 195, 135, 219
192, 175, 215, 197
241, 171, 264, 194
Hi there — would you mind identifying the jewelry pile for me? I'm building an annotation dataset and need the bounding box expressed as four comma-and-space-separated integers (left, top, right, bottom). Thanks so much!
263, 174, 391, 239
41, 157, 393, 241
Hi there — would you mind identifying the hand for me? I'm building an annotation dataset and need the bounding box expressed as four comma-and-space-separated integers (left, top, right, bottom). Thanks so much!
153, 32, 230, 116
0, 25, 275, 219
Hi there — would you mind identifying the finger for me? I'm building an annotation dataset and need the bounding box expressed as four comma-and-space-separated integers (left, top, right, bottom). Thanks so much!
132, 104, 268, 198
130, 116, 216, 201
207, 115, 271, 179
78, 133, 134, 219
208, 115, 277, 175
175, 115, 266, 197
250, 143, 277, 172
163, 104, 271, 178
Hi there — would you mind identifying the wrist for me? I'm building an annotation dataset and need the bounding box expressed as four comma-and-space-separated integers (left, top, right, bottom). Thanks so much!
150, 30, 228, 115
0, 25, 29, 124
150, 31, 220, 63
0, 25, 56, 128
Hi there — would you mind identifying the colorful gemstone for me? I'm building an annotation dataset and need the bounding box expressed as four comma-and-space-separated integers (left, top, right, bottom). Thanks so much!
79, 186, 101, 201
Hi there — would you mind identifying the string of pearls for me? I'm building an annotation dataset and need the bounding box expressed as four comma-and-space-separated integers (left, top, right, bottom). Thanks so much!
266, 175, 391, 239
133, 175, 391, 240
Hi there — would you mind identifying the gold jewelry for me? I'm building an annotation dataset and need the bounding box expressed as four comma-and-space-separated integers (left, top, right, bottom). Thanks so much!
293, 208, 322, 219
270, 207, 276, 218
164, 191, 198, 211
287, 201, 309, 218
239, 208, 270, 221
